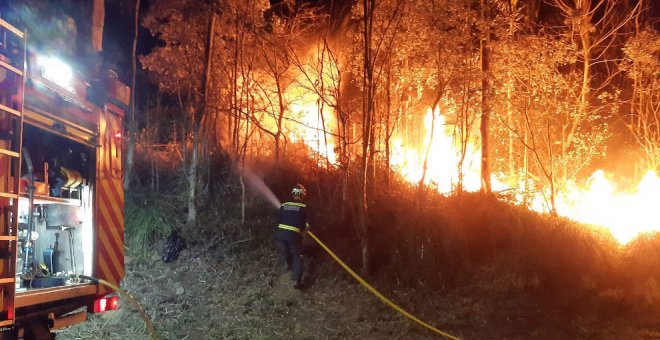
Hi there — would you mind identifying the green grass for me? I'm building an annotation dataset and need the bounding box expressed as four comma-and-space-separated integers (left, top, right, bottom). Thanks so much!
124, 192, 183, 262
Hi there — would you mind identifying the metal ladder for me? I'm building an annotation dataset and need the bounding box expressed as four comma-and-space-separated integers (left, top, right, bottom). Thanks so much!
0, 17, 26, 327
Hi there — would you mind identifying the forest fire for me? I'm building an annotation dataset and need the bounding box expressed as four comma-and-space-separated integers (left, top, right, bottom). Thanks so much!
281, 55, 338, 166
287, 100, 337, 165
389, 108, 483, 193
8, 0, 660, 338
555, 170, 660, 244
286, 92, 659, 244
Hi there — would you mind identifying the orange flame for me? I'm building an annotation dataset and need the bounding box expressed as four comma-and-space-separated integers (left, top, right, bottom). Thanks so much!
386, 106, 659, 245
554, 170, 660, 244
270, 48, 658, 245
281, 57, 337, 166
389, 107, 483, 193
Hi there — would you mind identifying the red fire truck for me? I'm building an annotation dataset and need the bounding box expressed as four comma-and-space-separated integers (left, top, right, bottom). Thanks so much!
0, 18, 127, 338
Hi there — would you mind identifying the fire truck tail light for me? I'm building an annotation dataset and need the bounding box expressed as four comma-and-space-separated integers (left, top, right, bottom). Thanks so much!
108, 296, 119, 310
93, 298, 107, 313
93, 296, 118, 313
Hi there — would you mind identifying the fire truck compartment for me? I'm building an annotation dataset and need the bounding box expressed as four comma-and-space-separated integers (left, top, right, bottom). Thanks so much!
16, 124, 96, 292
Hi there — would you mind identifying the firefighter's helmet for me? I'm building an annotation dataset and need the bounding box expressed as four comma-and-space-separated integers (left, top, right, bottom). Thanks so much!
291, 184, 307, 199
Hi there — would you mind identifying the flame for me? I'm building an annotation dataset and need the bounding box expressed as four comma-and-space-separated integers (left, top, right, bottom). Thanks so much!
288, 101, 337, 165
386, 106, 660, 245
278, 51, 338, 166
263, 48, 659, 246
555, 170, 660, 244
390, 107, 482, 193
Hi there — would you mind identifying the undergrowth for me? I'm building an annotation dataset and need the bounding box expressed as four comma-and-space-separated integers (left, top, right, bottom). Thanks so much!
124, 191, 183, 261
124, 149, 660, 320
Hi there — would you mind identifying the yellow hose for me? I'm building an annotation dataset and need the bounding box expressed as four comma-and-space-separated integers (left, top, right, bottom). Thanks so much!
307, 231, 462, 340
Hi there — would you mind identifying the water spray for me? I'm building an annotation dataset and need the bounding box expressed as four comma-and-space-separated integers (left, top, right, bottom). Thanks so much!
240, 168, 281, 209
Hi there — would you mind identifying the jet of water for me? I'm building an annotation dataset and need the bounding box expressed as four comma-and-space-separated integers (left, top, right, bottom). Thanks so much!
241, 168, 281, 209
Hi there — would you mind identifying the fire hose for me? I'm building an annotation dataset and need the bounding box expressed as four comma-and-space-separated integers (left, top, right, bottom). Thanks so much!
78, 275, 159, 340
79, 230, 460, 340
306, 230, 462, 340
78, 229, 459, 340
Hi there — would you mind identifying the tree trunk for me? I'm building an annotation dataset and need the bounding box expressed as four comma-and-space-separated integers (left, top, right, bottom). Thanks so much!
368, 120, 376, 194
123, 0, 141, 191
480, 0, 491, 193
275, 76, 284, 161
188, 12, 216, 227
565, 0, 592, 151
507, 83, 514, 178
358, 0, 376, 275
579, 8, 591, 122
240, 175, 246, 224
187, 124, 199, 226
419, 107, 435, 196
523, 125, 528, 205
547, 122, 557, 215
319, 99, 331, 169
385, 70, 391, 188
231, 8, 241, 157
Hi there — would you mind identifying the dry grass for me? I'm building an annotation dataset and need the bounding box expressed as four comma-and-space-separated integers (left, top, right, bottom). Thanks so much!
61, 154, 660, 339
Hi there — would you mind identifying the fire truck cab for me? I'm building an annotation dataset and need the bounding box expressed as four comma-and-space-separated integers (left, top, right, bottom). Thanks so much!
0, 18, 127, 338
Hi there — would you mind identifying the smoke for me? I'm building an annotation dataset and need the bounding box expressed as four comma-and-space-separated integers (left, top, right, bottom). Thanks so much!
241, 168, 281, 209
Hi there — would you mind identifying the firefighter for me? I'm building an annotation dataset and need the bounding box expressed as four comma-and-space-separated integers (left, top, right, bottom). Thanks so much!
275, 184, 309, 289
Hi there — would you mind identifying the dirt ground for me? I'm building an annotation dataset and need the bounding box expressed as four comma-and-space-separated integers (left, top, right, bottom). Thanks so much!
59, 235, 660, 340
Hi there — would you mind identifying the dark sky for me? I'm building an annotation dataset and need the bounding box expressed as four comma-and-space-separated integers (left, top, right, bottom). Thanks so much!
103, 0, 155, 83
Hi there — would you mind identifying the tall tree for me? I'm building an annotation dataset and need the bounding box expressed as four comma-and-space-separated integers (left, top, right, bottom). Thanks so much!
552, 0, 640, 165
351, 0, 407, 273
123, 0, 140, 190
358, 0, 376, 274
480, 0, 492, 193
141, 0, 214, 226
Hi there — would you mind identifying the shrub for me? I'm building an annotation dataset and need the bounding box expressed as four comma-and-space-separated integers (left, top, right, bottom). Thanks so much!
124, 192, 183, 261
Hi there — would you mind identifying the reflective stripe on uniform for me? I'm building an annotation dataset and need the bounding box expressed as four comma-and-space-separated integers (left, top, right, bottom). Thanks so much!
284, 202, 306, 207
278, 224, 301, 233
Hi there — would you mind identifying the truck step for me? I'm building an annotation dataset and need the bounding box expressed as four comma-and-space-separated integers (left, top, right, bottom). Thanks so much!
0, 148, 19, 157
0, 104, 21, 117
0, 59, 23, 76
0, 192, 18, 199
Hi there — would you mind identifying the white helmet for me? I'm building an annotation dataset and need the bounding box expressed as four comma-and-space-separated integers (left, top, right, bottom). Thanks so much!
291, 184, 307, 199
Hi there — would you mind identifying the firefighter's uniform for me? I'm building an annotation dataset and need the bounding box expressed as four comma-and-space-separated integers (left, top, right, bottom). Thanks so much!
275, 201, 307, 287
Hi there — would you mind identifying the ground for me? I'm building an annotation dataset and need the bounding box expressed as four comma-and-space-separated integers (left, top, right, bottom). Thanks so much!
59, 233, 660, 340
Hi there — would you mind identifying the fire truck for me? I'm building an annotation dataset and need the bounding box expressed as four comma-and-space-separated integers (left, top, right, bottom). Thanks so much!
0, 18, 127, 338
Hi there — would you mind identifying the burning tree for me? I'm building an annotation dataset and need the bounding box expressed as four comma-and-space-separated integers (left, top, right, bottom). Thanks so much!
136, 0, 660, 249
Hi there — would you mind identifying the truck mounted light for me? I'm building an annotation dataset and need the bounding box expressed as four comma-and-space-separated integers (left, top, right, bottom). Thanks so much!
38, 56, 75, 92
